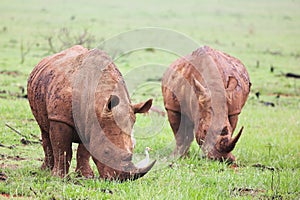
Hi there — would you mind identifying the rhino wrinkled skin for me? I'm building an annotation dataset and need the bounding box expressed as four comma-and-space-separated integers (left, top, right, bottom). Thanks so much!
162, 46, 251, 162
27, 45, 155, 181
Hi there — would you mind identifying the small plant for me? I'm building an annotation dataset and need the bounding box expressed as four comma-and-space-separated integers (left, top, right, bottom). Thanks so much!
265, 142, 274, 158
20, 40, 33, 64
47, 27, 96, 53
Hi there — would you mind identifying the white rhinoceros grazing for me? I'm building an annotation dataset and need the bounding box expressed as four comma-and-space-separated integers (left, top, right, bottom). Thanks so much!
162, 46, 251, 162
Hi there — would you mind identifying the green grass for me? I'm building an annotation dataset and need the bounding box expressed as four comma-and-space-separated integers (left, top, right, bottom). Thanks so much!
1, 0, 300, 199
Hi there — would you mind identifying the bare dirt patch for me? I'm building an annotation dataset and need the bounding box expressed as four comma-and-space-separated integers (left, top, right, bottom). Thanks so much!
0, 172, 8, 181
231, 187, 266, 197
0, 154, 25, 170
0, 154, 26, 161
0, 70, 22, 77
1, 192, 26, 199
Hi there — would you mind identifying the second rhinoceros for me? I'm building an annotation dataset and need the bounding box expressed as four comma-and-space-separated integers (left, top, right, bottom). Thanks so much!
27, 45, 155, 181
162, 46, 251, 162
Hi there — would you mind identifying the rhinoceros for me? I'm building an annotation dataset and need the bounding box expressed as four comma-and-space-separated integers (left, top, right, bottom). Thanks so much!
162, 46, 251, 162
27, 45, 155, 181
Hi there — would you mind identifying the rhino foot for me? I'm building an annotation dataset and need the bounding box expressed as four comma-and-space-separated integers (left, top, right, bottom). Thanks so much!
75, 168, 94, 178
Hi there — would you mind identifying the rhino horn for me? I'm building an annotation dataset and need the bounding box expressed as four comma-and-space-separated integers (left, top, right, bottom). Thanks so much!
225, 126, 244, 153
130, 160, 156, 181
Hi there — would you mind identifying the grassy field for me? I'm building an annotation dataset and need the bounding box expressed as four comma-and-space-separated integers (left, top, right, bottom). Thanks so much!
0, 0, 299, 199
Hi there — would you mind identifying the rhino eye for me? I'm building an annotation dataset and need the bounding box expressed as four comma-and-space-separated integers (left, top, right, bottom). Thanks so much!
108, 95, 120, 110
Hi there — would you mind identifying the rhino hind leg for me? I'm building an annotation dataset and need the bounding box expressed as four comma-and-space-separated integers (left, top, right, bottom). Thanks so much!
40, 129, 54, 170
166, 109, 194, 157
49, 121, 73, 177
75, 143, 94, 178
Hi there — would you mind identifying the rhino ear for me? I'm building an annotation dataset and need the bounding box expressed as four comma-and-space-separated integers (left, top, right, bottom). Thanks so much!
226, 76, 238, 91
133, 99, 153, 114
108, 95, 120, 110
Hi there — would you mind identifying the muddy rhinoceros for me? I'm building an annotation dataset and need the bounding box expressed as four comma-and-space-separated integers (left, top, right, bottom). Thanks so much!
27, 45, 155, 181
162, 46, 251, 162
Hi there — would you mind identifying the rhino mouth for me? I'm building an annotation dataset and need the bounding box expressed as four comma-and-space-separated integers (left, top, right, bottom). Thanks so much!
95, 159, 156, 182
91, 147, 156, 181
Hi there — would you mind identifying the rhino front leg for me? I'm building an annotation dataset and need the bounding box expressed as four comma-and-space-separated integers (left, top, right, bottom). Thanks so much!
166, 109, 194, 157
75, 143, 94, 178
41, 128, 54, 170
49, 121, 73, 177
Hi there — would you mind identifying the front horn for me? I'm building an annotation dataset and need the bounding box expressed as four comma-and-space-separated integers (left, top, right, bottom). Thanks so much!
131, 160, 156, 181
225, 126, 244, 153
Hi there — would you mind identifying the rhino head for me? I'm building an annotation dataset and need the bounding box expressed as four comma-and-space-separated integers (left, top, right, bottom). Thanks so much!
93, 92, 155, 181
73, 49, 156, 181
193, 75, 244, 163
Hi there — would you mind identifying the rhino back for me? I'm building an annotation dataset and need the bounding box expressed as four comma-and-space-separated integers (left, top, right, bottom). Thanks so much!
27, 45, 88, 131
162, 46, 250, 119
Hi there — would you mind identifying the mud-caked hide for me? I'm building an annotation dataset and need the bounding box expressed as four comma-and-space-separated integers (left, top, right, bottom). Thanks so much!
27, 45, 155, 181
